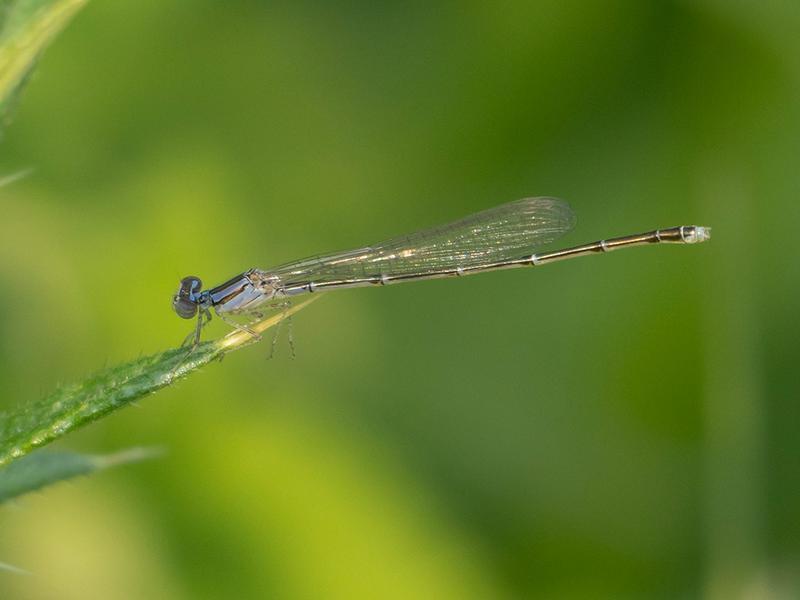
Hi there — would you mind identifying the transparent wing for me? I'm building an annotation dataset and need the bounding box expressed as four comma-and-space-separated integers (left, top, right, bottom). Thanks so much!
269, 197, 576, 286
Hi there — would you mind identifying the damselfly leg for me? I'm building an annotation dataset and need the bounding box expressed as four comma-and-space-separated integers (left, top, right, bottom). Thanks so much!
217, 312, 262, 343
181, 307, 212, 350
264, 301, 294, 359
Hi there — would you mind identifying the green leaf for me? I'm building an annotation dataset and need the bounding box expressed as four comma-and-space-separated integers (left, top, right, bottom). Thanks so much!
0, 447, 159, 503
0, 0, 88, 123
0, 297, 317, 468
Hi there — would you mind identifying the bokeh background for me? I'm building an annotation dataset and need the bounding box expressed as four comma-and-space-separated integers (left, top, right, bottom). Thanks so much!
1, 1, 798, 598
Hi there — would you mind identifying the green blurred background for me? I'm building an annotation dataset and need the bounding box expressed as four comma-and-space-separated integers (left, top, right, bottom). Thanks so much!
1, 1, 798, 598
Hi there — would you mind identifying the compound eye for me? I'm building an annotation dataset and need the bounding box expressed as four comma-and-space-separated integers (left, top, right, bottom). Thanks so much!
179, 276, 203, 295
173, 275, 203, 319
172, 295, 198, 319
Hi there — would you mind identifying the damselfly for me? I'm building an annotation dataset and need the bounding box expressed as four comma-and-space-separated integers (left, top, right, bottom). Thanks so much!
172, 197, 710, 346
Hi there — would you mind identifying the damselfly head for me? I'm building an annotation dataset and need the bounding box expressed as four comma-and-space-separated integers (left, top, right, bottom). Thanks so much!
172, 276, 203, 319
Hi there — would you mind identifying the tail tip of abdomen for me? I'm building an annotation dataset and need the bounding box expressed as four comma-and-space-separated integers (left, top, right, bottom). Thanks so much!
681, 225, 711, 244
